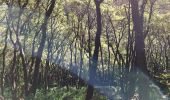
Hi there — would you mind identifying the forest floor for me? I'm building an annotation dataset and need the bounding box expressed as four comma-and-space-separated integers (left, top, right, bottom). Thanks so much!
3, 86, 107, 100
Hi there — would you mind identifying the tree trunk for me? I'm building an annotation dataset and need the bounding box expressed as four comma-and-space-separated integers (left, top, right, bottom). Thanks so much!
1, 30, 8, 96
86, 0, 103, 100
130, 0, 149, 99
31, 0, 56, 96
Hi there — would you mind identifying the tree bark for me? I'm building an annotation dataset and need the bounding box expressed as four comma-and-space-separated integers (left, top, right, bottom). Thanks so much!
86, 0, 103, 100
1, 30, 8, 96
31, 0, 56, 96
130, 0, 149, 99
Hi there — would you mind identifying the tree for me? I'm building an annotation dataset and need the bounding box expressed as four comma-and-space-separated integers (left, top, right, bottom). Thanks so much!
130, 0, 149, 99
86, 0, 103, 99
31, 0, 56, 96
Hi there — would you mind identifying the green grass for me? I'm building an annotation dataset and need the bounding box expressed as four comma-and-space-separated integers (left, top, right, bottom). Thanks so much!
35, 87, 107, 100
3, 86, 107, 100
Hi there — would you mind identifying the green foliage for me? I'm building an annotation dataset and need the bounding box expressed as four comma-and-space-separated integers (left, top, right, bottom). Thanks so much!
35, 87, 107, 100
3, 87, 12, 100
2, 87, 107, 100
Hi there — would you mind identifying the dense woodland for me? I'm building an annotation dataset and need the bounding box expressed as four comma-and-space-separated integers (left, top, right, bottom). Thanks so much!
0, 0, 169, 100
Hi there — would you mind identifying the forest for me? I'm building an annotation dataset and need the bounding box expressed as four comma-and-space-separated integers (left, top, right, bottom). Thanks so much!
0, 0, 169, 100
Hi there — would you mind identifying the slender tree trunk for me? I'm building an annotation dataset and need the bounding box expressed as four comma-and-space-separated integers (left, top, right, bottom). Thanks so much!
86, 0, 103, 99
11, 43, 18, 100
87, 7, 92, 81
100, 43, 104, 79
44, 40, 51, 94
31, 0, 56, 96
1, 30, 8, 96
106, 25, 111, 78
78, 28, 84, 87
